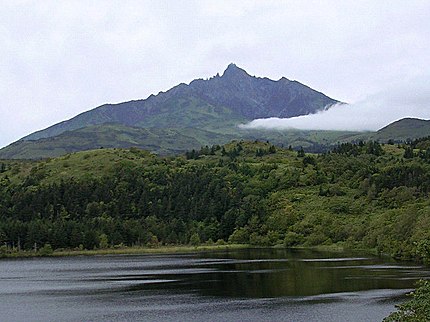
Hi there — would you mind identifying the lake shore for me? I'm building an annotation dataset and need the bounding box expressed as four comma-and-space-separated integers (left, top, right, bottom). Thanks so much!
0, 243, 251, 259
0, 242, 383, 260
0, 247, 418, 322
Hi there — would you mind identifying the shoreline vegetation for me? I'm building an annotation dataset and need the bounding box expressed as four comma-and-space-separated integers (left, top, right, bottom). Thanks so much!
0, 242, 380, 260
0, 243, 250, 259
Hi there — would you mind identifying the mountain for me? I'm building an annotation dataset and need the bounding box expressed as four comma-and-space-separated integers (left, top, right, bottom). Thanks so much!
22, 64, 338, 143
1, 64, 341, 159
373, 118, 430, 141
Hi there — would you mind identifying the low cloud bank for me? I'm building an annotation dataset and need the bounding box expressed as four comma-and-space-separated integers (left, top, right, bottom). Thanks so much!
241, 75, 430, 131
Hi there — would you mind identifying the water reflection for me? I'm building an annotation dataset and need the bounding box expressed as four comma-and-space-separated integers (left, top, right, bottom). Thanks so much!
109, 248, 427, 298
0, 248, 429, 322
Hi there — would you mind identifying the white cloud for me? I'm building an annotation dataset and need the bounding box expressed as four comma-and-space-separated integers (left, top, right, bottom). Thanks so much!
241, 74, 430, 131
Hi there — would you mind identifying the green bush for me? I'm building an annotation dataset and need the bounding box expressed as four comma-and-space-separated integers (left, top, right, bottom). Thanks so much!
98, 233, 109, 249
215, 239, 226, 245
384, 280, 430, 321
228, 227, 249, 244
189, 232, 201, 246
39, 243, 53, 255
0, 245, 8, 256
284, 232, 304, 247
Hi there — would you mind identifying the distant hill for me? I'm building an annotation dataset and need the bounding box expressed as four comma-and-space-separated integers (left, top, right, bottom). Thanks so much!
374, 118, 430, 141
1, 63, 341, 159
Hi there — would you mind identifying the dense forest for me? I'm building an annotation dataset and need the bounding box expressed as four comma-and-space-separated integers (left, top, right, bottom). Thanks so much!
1, 139, 430, 262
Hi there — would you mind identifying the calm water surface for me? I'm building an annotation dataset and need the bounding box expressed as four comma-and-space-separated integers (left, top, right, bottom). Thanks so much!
1, 248, 429, 322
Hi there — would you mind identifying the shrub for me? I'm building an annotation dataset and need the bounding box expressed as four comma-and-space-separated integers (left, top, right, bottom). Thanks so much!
215, 239, 226, 245
189, 232, 201, 246
228, 227, 249, 244
284, 232, 303, 247
384, 280, 430, 321
98, 233, 109, 249
39, 243, 53, 255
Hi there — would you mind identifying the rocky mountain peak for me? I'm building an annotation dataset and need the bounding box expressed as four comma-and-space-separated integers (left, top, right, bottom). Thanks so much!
222, 63, 250, 79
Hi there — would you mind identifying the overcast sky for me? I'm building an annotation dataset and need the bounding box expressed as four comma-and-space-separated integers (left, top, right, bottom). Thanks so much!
1, 1, 429, 148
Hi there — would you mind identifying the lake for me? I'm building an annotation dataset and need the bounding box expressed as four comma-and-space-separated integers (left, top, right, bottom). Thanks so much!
1, 248, 429, 322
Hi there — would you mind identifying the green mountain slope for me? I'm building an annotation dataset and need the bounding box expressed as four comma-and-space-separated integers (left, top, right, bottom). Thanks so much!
373, 118, 430, 141
2, 114, 429, 160
0, 121, 363, 159
22, 96, 248, 142
0, 124, 240, 159
316, 118, 430, 145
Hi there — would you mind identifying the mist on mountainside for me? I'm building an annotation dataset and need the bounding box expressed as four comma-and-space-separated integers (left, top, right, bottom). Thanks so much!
241, 74, 430, 131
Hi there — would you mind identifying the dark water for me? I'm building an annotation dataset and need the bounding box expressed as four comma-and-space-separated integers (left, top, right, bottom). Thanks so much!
1, 248, 429, 322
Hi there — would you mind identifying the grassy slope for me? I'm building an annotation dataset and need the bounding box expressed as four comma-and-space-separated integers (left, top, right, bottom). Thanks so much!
0, 124, 239, 159
0, 123, 364, 160
2, 116, 429, 160
135, 96, 247, 133
0, 141, 298, 185
373, 118, 430, 141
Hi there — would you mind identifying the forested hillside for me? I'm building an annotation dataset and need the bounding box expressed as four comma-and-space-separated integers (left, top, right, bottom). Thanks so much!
1, 139, 430, 262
